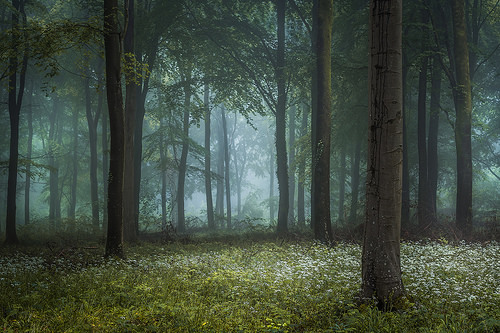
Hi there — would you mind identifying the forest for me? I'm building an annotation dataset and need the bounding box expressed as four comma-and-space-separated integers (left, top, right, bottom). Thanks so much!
0, 0, 499, 331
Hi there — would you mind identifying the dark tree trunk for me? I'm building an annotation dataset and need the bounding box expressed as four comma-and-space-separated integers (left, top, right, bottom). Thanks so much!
100, 73, 108, 233
5, 0, 27, 245
338, 145, 346, 223
428, 55, 441, 220
361, 0, 405, 309
451, 0, 473, 236
204, 83, 215, 229
159, 118, 167, 228
288, 105, 296, 225
310, 0, 318, 231
104, 0, 125, 258
69, 102, 79, 219
297, 104, 308, 226
276, 0, 289, 236
349, 136, 361, 224
401, 56, 410, 228
417, 55, 430, 230
177, 72, 191, 233
85, 69, 100, 231
24, 81, 33, 225
269, 140, 275, 222
311, 0, 333, 242
221, 105, 231, 229
215, 113, 224, 227
123, 0, 137, 242
49, 98, 60, 229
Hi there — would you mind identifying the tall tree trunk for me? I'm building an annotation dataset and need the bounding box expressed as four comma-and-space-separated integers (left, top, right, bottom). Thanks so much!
204, 82, 215, 229
100, 73, 108, 233
451, 0, 473, 236
49, 98, 60, 229
159, 118, 167, 228
288, 105, 296, 225
401, 55, 410, 227
24, 80, 33, 225
85, 69, 100, 231
104, 0, 125, 258
428, 55, 441, 220
297, 104, 308, 226
69, 102, 79, 219
417, 55, 430, 230
123, 0, 137, 242
361, 0, 404, 309
276, 0, 289, 236
310, 0, 318, 231
349, 136, 361, 224
311, 0, 333, 242
215, 114, 224, 227
221, 105, 231, 229
338, 145, 346, 223
177, 71, 191, 233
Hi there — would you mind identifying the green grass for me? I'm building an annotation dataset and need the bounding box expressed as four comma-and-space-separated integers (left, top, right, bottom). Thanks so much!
0, 239, 498, 332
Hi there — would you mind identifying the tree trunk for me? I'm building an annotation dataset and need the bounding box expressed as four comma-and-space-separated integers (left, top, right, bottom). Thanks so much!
361, 0, 404, 309
401, 56, 410, 228
338, 145, 346, 223
275, 0, 289, 236
49, 98, 60, 229
159, 118, 167, 228
349, 136, 361, 224
417, 54, 430, 230
85, 69, 100, 231
451, 0, 473, 236
215, 113, 224, 227
221, 105, 231, 229
204, 82, 215, 229
123, 0, 137, 242
69, 101, 79, 220
24, 80, 33, 225
100, 73, 108, 233
311, 0, 333, 242
269, 139, 275, 222
428, 55, 441, 220
177, 71, 191, 233
104, 0, 125, 258
297, 104, 308, 226
288, 105, 296, 226
5, 0, 27, 245
310, 0, 318, 231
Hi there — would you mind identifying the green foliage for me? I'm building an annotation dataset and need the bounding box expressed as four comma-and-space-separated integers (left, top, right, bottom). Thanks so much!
0, 240, 498, 332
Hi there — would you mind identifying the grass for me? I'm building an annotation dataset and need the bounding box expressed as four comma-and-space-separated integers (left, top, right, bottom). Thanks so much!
0, 237, 499, 332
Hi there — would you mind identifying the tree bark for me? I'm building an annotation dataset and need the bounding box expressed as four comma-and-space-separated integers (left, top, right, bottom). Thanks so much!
288, 105, 296, 225
24, 80, 33, 225
123, 0, 137, 242
104, 0, 125, 258
311, 0, 333, 242
451, 0, 473, 236
49, 98, 60, 229
417, 55, 430, 230
177, 71, 191, 233
100, 70, 108, 233
221, 105, 231, 229
361, 0, 404, 309
297, 104, 308, 226
85, 68, 100, 231
349, 136, 361, 224
338, 145, 346, 223
215, 112, 224, 227
401, 55, 410, 228
69, 100, 79, 220
275, 0, 289, 236
428, 55, 441, 220
204, 82, 215, 229
5, 0, 27, 245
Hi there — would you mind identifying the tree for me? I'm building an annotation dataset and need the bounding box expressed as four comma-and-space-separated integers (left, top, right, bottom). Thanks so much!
361, 0, 405, 309
5, 0, 28, 245
204, 82, 215, 229
104, 0, 125, 258
311, 0, 333, 242
451, 0, 473, 236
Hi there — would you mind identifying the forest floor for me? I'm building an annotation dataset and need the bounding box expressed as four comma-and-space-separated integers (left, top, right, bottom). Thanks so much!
0, 235, 498, 332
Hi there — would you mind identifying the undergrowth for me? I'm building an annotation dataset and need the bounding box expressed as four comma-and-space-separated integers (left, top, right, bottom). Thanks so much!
0, 239, 498, 332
